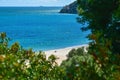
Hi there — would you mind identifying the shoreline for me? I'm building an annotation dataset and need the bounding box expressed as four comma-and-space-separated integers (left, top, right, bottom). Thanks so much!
43, 44, 88, 65
44, 44, 88, 52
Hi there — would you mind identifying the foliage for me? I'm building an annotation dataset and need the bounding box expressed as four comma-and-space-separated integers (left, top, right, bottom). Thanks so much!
61, 47, 120, 80
0, 32, 65, 80
77, 0, 120, 54
60, 0, 120, 80
66, 47, 86, 59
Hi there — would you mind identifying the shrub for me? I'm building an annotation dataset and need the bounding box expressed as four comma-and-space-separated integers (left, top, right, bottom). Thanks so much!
0, 32, 65, 80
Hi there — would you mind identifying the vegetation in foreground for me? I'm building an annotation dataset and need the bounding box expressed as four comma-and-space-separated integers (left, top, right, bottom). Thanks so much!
0, 32, 65, 80
0, 0, 120, 79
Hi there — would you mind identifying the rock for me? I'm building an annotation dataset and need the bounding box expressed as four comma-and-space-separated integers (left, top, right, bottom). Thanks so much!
59, 1, 77, 14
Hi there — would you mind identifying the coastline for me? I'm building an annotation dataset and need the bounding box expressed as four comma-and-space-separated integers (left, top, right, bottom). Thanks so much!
43, 44, 88, 65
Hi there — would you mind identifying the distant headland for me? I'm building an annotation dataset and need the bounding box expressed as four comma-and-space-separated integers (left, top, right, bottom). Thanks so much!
59, 1, 77, 14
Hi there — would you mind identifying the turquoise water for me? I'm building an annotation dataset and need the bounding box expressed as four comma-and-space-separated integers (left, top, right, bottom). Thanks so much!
0, 7, 90, 51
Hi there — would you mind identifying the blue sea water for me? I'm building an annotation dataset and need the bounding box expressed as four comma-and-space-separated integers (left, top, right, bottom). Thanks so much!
0, 7, 90, 51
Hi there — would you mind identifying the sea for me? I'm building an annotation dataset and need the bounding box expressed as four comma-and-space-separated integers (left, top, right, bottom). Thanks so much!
0, 7, 90, 51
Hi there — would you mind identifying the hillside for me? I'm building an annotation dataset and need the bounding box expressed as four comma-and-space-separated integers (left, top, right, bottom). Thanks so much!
59, 1, 77, 14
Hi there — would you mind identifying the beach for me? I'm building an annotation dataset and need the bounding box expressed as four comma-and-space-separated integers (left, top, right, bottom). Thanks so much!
44, 44, 88, 65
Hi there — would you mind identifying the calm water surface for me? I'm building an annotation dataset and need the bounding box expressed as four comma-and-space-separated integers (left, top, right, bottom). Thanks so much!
0, 7, 90, 51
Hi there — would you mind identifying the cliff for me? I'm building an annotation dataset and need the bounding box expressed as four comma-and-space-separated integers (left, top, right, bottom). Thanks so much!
59, 1, 77, 14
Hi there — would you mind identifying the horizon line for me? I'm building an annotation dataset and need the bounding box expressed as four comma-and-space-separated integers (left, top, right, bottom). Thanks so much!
0, 5, 64, 7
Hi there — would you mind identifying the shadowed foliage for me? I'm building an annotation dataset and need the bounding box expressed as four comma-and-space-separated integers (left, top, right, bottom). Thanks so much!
61, 0, 120, 80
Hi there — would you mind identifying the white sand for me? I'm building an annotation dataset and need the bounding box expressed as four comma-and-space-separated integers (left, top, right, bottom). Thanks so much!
44, 44, 88, 65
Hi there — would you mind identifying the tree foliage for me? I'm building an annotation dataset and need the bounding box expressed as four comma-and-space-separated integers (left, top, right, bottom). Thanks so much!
61, 48, 106, 80
0, 32, 65, 80
61, 0, 120, 80
77, 0, 120, 54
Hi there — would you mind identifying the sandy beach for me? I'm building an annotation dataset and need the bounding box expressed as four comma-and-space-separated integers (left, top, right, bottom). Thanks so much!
44, 44, 88, 65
